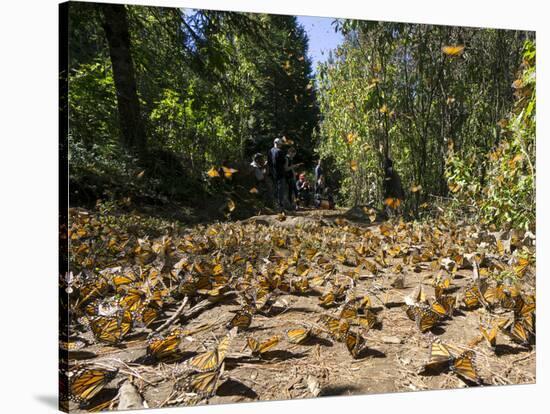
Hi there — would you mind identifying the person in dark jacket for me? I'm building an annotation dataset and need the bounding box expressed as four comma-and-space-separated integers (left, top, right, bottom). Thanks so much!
285, 147, 301, 210
267, 138, 287, 210
383, 158, 405, 217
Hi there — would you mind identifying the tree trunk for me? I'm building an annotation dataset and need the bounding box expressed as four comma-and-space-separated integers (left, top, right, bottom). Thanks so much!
101, 4, 146, 153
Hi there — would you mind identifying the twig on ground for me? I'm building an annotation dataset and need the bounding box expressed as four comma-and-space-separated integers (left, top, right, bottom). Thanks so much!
148, 296, 189, 338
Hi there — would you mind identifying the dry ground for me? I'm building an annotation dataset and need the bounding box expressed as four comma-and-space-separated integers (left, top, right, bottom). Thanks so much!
64, 208, 535, 411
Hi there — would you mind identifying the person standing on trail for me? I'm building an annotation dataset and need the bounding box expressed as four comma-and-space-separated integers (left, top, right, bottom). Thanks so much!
383, 157, 405, 217
285, 147, 301, 210
250, 153, 272, 203
314, 159, 323, 192
267, 138, 287, 210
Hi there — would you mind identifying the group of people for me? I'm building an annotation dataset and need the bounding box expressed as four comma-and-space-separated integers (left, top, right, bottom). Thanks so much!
250, 137, 405, 215
250, 137, 334, 211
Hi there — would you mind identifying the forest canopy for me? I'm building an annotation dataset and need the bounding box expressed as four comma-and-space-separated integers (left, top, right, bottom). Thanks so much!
66, 2, 535, 231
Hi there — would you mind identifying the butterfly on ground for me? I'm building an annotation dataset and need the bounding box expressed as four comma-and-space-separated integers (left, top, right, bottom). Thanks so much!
424, 340, 453, 371
319, 291, 336, 307
513, 294, 536, 333
462, 281, 488, 310
69, 368, 118, 404
450, 350, 481, 384
479, 323, 498, 350
119, 288, 146, 312
405, 304, 440, 332
187, 328, 237, 372
503, 316, 531, 345
286, 327, 312, 344
135, 303, 160, 327
59, 339, 86, 351
89, 310, 133, 345
339, 301, 359, 319
319, 314, 350, 342
226, 307, 253, 330
353, 309, 378, 331
483, 284, 508, 308
246, 335, 280, 357
182, 363, 225, 397
345, 330, 366, 359
147, 333, 182, 360
431, 294, 456, 318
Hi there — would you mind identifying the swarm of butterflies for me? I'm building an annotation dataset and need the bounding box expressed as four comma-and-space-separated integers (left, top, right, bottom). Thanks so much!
61, 209, 535, 409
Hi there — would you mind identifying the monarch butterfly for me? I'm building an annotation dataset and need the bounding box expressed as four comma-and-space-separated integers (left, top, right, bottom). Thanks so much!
513, 295, 535, 333
90, 310, 133, 345
253, 289, 272, 311
513, 294, 536, 319
408, 284, 427, 304
462, 283, 488, 310
339, 302, 358, 320
319, 291, 336, 307
405, 304, 420, 321
112, 273, 136, 290
187, 329, 236, 372
434, 279, 451, 300
353, 309, 377, 330
513, 256, 530, 278
384, 197, 402, 209
221, 166, 238, 178
226, 308, 253, 330
69, 368, 118, 404
442, 45, 465, 56
119, 288, 146, 312
286, 327, 311, 344
345, 330, 366, 359
59, 339, 86, 351
356, 295, 372, 312
431, 295, 456, 318
83, 301, 100, 317
483, 284, 506, 306
147, 333, 182, 360
424, 341, 453, 370
197, 286, 227, 298
138, 304, 159, 327
320, 315, 350, 341
414, 307, 440, 332
291, 276, 310, 294
450, 351, 480, 384
309, 273, 326, 287
480, 324, 498, 349
79, 278, 109, 304
183, 365, 225, 397
506, 318, 530, 345
246, 336, 280, 357
499, 291, 517, 310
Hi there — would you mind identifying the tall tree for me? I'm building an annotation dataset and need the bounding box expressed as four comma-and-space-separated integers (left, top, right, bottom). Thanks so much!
101, 4, 146, 153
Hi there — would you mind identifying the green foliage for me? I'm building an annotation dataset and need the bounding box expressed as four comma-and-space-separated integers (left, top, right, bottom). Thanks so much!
68, 4, 317, 206
316, 22, 529, 212
476, 41, 535, 230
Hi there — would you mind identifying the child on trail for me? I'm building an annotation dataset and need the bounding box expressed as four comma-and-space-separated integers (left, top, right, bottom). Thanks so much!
250, 153, 272, 203
267, 138, 287, 210
295, 173, 311, 207
250, 153, 266, 183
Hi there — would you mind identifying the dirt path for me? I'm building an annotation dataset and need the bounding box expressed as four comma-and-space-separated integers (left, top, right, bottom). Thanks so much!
64, 208, 536, 411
